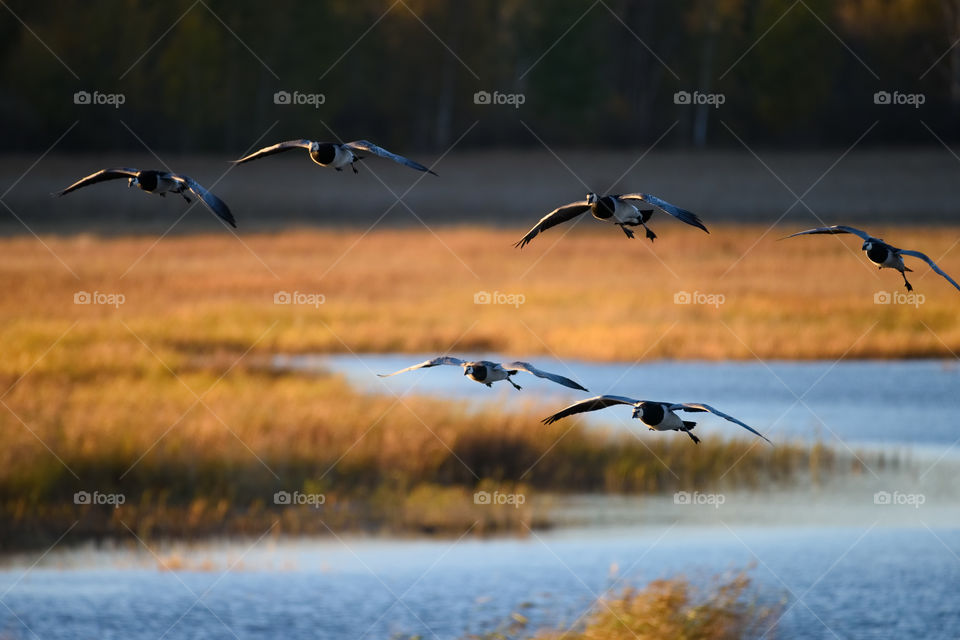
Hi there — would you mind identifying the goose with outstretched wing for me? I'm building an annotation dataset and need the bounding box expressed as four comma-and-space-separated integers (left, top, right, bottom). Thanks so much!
784, 225, 960, 292
233, 139, 437, 175
56, 168, 236, 227
515, 192, 707, 248
542, 395, 771, 445
378, 356, 588, 391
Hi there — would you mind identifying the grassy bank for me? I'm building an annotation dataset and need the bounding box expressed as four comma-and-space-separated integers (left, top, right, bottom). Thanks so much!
1, 355, 865, 551
1, 227, 959, 365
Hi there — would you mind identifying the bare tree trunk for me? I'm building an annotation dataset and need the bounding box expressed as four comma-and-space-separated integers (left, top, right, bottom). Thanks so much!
693, 2, 719, 148
942, 0, 960, 105
434, 6, 467, 149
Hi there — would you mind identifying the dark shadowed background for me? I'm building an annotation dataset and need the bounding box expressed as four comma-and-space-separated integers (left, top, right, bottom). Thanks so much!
2, 0, 960, 231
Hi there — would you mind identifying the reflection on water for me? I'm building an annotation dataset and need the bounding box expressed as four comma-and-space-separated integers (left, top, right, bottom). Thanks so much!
2, 520, 958, 639
276, 354, 960, 447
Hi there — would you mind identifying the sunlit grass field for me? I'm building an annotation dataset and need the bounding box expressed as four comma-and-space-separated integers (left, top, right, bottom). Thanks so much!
0, 226, 947, 549
2, 226, 959, 364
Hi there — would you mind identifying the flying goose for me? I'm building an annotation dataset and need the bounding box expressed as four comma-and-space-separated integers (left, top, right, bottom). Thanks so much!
542, 395, 771, 445
378, 357, 588, 391
232, 139, 437, 175
515, 192, 707, 248
56, 168, 236, 227
783, 225, 960, 292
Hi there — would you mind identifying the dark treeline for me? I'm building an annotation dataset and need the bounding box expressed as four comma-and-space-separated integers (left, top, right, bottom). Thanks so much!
1, 0, 959, 153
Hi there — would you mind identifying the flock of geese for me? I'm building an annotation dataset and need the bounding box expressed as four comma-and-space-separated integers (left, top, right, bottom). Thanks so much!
55, 138, 960, 446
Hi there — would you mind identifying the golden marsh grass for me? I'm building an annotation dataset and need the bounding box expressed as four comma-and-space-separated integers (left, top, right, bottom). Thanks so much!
1, 226, 958, 367
0, 227, 937, 549
526, 571, 780, 640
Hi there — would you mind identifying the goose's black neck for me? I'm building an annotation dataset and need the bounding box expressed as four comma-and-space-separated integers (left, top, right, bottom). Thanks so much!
637, 402, 664, 425
310, 144, 337, 165
592, 196, 617, 219
136, 171, 160, 191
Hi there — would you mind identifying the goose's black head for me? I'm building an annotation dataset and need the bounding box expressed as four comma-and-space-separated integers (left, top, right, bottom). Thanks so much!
310, 142, 337, 165
131, 171, 158, 192
632, 402, 664, 425
863, 241, 889, 263
587, 193, 617, 219
464, 363, 487, 381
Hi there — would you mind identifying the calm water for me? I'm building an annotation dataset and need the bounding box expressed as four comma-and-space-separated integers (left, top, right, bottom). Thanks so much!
2, 522, 959, 639
276, 355, 960, 448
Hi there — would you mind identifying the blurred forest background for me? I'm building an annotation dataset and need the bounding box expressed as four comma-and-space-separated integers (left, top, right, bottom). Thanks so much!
2, 0, 960, 153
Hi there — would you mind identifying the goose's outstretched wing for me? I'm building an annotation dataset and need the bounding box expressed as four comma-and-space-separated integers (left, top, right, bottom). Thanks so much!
542, 395, 639, 425
514, 201, 591, 248
377, 356, 465, 378
899, 249, 960, 292
781, 225, 875, 242
56, 168, 140, 196
345, 140, 437, 175
502, 362, 588, 391
168, 174, 236, 228
619, 194, 708, 233
671, 403, 772, 444
232, 140, 313, 164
